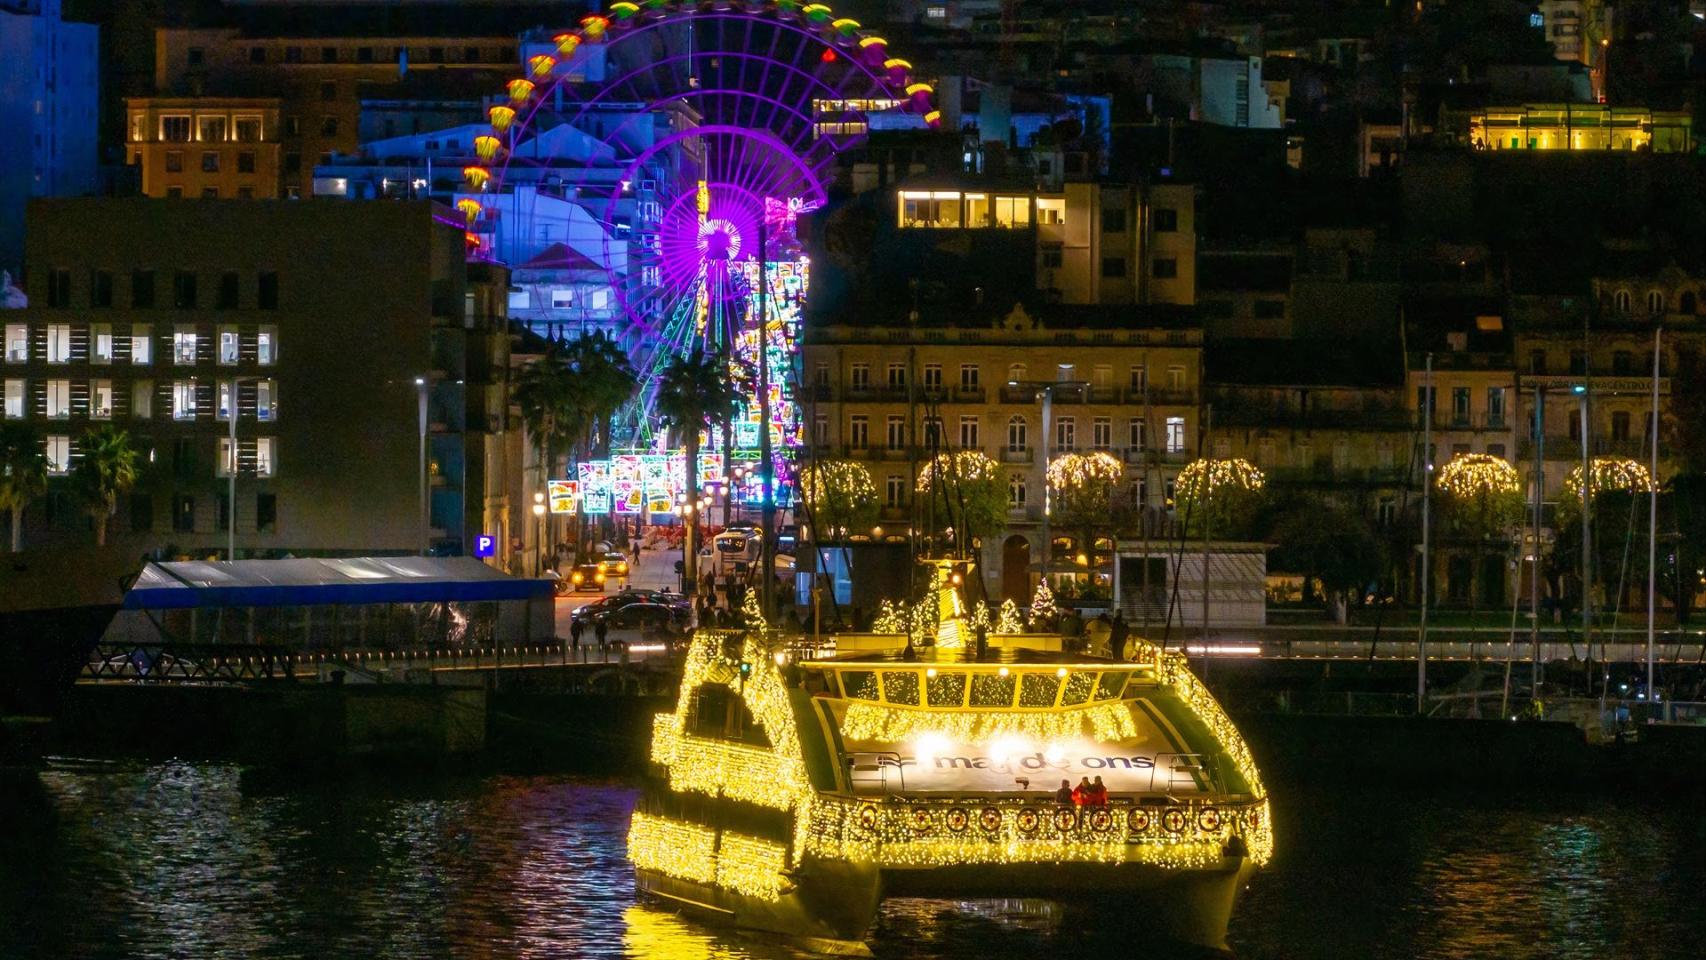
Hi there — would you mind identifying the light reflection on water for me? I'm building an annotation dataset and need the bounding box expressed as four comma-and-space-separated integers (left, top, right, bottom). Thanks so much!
0, 762, 1700, 960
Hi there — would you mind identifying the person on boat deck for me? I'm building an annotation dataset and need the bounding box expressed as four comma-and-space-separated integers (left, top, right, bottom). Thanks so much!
1072, 777, 1093, 805
1090, 776, 1109, 805
1055, 779, 1073, 805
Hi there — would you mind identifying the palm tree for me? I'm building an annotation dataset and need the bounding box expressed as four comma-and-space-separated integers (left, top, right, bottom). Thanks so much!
514, 346, 586, 476
0, 422, 48, 552
562, 331, 636, 550
71, 424, 139, 547
514, 346, 588, 570
654, 349, 745, 595
563, 330, 636, 460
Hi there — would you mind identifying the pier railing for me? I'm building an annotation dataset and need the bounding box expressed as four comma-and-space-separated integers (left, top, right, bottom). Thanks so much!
79, 640, 682, 688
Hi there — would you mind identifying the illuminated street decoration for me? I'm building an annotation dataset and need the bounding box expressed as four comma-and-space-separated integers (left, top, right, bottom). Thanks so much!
1436, 453, 1521, 500
472, 0, 939, 510
1564, 456, 1655, 497
1176, 457, 1267, 500
546, 480, 579, 514
1046, 450, 1124, 492
564, 451, 722, 517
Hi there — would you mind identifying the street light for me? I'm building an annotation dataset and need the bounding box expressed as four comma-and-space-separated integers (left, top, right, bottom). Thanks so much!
532, 493, 547, 577
416, 376, 430, 556
1009, 373, 1088, 591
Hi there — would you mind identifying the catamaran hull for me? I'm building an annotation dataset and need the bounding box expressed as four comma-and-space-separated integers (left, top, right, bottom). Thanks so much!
886, 856, 1256, 950
634, 856, 884, 951
636, 853, 1254, 953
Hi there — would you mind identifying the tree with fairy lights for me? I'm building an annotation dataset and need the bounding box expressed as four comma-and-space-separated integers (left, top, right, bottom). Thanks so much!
1435, 453, 1525, 613
799, 460, 880, 541
915, 450, 1006, 558
996, 598, 1025, 634
872, 599, 908, 634
1174, 457, 1267, 538
1047, 452, 1124, 587
1551, 457, 1658, 612
1029, 579, 1058, 628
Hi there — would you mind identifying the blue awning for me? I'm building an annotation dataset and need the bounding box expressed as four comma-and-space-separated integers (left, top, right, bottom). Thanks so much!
123, 556, 552, 610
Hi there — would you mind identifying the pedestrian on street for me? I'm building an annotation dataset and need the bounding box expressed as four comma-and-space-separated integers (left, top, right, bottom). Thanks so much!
595, 618, 609, 655
570, 619, 583, 655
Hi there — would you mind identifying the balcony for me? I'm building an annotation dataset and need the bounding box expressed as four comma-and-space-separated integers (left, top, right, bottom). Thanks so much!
839, 385, 907, 404
1125, 388, 1195, 406
1265, 464, 1411, 486
879, 445, 912, 461
1426, 412, 1512, 433
1518, 437, 1648, 461
999, 447, 1034, 464
1087, 388, 1121, 404
955, 386, 986, 403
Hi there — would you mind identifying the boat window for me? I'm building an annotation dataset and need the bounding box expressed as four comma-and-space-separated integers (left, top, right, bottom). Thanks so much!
970, 673, 1017, 707
1019, 674, 1060, 707
840, 670, 879, 700
1094, 672, 1128, 701
925, 671, 966, 707
1060, 672, 1096, 705
687, 683, 771, 746
880, 671, 921, 706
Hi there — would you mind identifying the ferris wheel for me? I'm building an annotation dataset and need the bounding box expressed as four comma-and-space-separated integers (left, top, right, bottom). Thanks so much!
456, 0, 938, 478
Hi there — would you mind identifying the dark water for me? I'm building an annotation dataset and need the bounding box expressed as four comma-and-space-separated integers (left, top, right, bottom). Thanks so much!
1, 762, 1701, 960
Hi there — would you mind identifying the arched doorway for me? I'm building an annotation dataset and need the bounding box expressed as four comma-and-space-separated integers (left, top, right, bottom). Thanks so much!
1002, 534, 1032, 604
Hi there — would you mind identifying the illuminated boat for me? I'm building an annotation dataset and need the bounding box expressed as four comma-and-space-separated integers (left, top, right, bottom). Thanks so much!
629, 566, 1274, 952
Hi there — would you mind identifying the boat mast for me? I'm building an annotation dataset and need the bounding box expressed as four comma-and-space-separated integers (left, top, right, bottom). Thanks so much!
1648, 327, 1660, 701
1418, 352, 1432, 714
1531, 384, 1544, 696
1201, 403, 1212, 678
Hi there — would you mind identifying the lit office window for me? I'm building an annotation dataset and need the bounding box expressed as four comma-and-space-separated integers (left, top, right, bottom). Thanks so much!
172, 381, 197, 420
131, 325, 152, 365
2, 379, 23, 419
256, 380, 276, 421
46, 325, 71, 363
45, 436, 71, 475
173, 326, 197, 364
46, 379, 70, 419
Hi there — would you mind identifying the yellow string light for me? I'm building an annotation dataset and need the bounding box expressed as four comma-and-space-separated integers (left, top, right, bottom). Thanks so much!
1045, 451, 1123, 492
915, 449, 1000, 493
1563, 456, 1654, 497
1436, 453, 1521, 500
628, 812, 789, 901
840, 701, 1140, 744
1176, 457, 1266, 500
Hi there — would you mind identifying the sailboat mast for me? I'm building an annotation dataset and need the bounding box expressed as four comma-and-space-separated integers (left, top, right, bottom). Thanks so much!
1648, 328, 1661, 702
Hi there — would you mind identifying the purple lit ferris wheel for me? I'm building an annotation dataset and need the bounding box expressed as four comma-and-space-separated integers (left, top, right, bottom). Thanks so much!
458, 1, 938, 478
